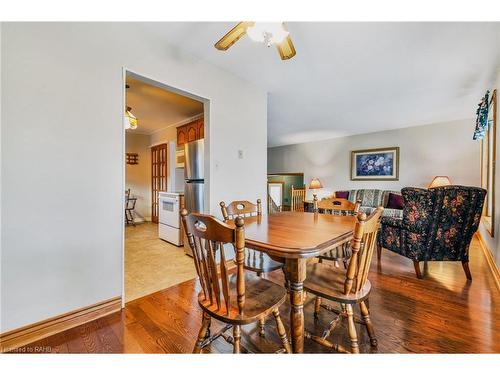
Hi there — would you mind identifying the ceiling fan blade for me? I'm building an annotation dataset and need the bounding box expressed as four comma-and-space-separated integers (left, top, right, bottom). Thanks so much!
214, 22, 255, 51
276, 35, 296, 60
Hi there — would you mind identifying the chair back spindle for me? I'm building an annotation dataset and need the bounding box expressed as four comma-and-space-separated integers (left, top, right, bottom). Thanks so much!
181, 209, 246, 315
344, 207, 384, 295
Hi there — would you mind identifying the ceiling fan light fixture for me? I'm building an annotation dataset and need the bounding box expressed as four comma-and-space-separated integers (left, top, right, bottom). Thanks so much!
246, 22, 289, 46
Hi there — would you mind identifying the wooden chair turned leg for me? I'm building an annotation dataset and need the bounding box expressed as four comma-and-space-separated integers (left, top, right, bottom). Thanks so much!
462, 261, 472, 280
259, 317, 266, 337
193, 313, 211, 353
413, 261, 423, 279
272, 309, 291, 354
233, 325, 241, 354
314, 297, 322, 319
345, 305, 359, 354
359, 301, 377, 347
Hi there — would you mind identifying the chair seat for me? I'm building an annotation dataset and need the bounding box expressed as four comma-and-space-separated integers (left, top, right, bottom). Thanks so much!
198, 273, 287, 325
243, 249, 283, 273
304, 263, 371, 304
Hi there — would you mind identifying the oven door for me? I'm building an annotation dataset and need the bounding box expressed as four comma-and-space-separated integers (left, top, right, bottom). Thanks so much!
158, 196, 180, 228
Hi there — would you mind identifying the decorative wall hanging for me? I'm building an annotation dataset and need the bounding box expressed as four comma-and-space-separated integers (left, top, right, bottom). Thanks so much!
473, 90, 490, 140
126, 153, 139, 165
351, 147, 399, 181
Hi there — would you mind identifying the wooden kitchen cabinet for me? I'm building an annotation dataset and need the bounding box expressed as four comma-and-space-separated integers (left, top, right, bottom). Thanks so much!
187, 123, 197, 142
196, 119, 204, 139
177, 126, 187, 146
177, 118, 204, 146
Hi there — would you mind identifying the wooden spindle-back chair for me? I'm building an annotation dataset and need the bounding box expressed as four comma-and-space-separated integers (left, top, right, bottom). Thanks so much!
220, 199, 284, 336
290, 185, 306, 212
181, 209, 290, 354
220, 199, 283, 276
314, 197, 362, 267
304, 207, 384, 353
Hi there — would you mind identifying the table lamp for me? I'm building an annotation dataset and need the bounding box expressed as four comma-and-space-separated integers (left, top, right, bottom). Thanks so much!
428, 176, 452, 188
309, 177, 323, 201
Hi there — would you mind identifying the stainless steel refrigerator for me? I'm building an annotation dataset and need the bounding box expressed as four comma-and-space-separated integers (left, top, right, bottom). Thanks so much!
183, 139, 204, 256
184, 139, 204, 213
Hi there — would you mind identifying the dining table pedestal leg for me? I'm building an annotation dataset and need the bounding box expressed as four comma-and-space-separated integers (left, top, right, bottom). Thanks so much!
286, 258, 307, 353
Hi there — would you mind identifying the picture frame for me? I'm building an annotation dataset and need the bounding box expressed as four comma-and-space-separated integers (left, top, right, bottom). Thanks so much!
351, 147, 400, 181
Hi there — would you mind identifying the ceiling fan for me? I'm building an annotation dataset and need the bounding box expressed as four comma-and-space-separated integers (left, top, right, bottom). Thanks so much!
215, 22, 296, 60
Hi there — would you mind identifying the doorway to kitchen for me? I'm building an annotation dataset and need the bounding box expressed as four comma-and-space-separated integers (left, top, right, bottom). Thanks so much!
123, 70, 208, 302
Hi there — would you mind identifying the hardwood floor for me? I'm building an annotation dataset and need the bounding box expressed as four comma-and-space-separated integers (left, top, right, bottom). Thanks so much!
10, 235, 500, 353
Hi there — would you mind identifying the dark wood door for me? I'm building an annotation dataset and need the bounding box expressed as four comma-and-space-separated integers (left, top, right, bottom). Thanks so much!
151, 143, 168, 223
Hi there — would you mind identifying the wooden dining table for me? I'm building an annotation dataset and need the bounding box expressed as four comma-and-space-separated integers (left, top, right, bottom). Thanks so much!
240, 211, 356, 353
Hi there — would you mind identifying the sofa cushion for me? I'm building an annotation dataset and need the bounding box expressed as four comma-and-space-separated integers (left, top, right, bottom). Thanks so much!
387, 192, 404, 209
355, 189, 384, 207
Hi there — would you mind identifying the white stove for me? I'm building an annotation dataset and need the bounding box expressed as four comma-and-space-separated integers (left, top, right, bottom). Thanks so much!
158, 192, 183, 246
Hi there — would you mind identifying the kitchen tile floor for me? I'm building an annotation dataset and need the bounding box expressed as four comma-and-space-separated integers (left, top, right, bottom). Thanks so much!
125, 222, 196, 302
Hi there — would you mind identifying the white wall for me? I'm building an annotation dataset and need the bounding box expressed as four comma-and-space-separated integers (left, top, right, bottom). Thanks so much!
1, 23, 267, 332
125, 133, 151, 221
268, 119, 480, 200
478, 70, 500, 266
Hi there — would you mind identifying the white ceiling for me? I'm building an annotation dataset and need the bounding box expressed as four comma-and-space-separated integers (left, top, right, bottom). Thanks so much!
125, 76, 203, 135
140, 22, 500, 146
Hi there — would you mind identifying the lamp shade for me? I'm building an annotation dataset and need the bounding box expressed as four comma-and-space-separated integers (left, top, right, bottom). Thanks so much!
309, 178, 323, 190
428, 176, 452, 188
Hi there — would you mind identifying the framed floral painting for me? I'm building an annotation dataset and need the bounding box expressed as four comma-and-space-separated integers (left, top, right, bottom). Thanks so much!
350, 147, 400, 180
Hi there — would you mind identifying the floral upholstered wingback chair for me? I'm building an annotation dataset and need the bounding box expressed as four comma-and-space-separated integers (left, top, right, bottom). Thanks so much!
377, 186, 486, 279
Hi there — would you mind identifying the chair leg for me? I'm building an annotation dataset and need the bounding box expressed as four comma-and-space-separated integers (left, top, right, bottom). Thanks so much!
205, 319, 211, 339
359, 301, 377, 347
345, 305, 359, 354
259, 317, 266, 337
314, 297, 322, 320
377, 243, 382, 260
272, 309, 291, 354
462, 261, 472, 280
233, 325, 241, 353
413, 261, 423, 279
193, 313, 211, 353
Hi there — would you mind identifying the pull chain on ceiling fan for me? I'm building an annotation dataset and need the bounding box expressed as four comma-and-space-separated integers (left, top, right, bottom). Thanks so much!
215, 22, 296, 60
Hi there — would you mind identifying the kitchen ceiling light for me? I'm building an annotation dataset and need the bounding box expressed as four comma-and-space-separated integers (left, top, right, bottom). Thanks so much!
124, 106, 138, 130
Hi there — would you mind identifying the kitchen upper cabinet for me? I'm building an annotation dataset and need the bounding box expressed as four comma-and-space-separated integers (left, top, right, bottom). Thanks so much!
197, 119, 204, 139
177, 118, 204, 146
187, 123, 197, 143
177, 126, 187, 146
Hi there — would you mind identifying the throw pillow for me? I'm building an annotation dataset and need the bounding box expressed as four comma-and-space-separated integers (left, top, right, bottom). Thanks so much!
335, 191, 349, 199
386, 192, 404, 209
